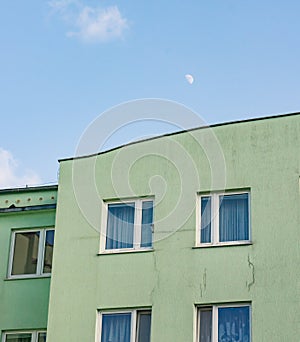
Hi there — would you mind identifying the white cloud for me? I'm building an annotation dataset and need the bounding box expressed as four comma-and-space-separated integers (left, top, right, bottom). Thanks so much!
49, 0, 75, 11
68, 6, 128, 42
49, 1, 128, 43
0, 148, 41, 189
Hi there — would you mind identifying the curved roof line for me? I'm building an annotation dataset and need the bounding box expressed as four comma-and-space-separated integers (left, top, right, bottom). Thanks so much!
59, 111, 300, 162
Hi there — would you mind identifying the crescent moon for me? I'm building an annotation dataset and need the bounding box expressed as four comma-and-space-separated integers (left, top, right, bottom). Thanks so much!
185, 74, 194, 84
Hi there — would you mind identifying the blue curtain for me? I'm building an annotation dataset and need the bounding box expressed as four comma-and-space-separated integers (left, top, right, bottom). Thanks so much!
141, 201, 153, 248
218, 306, 250, 342
101, 313, 131, 342
106, 203, 135, 249
219, 194, 249, 242
201, 197, 212, 243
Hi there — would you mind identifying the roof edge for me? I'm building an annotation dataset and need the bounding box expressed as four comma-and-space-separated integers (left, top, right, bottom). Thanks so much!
0, 204, 57, 213
0, 184, 58, 194
59, 110, 300, 162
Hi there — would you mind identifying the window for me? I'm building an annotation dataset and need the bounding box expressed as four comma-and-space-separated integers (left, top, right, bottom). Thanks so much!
99, 310, 151, 342
8, 228, 55, 278
198, 192, 250, 245
3, 331, 46, 342
197, 304, 250, 342
101, 199, 153, 252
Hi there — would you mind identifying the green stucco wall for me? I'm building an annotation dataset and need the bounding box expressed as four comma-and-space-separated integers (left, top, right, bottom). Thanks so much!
47, 114, 300, 341
0, 187, 57, 338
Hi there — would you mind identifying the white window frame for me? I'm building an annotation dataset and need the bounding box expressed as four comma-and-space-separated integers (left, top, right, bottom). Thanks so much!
195, 304, 251, 342
196, 191, 251, 247
2, 330, 47, 342
8, 227, 55, 279
96, 309, 151, 342
100, 198, 154, 253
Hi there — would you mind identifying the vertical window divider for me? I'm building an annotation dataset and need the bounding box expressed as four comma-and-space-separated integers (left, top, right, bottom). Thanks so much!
134, 200, 142, 249
195, 306, 200, 342
40, 230, 48, 275
100, 202, 108, 253
212, 306, 218, 342
7, 230, 16, 278
213, 194, 219, 244
131, 310, 137, 342
36, 230, 45, 275
248, 192, 252, 242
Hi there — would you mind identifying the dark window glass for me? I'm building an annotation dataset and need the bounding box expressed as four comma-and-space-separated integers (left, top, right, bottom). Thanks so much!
37, 332, 47, 342
141, 201, 153, 248
11, 232, 40, 275
43, 230, 54, 273
201, 197, 211, 243
199, 308, 212, 342
5, 333, 32, 342
137, 311, 151, 342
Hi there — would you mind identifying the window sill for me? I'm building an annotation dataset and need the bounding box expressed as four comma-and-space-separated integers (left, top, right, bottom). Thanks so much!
98, 248, 154, 256
193, 241, 252, 249
4, 274, 51, 281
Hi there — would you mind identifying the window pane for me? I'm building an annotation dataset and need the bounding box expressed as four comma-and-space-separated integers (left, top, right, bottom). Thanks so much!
101, 313, 131, 342
106, 203, 135, 249
43, 230, 55, 273
37, 332, 47, 342
141, 201, 153, 248
219, 193, 249, 242
5, 333, 32, 342
218, 306, 250, 341
201, 197, 211, 243
11, 232, 40, 275
137, 311, 151, 342
199, 308, 212, 342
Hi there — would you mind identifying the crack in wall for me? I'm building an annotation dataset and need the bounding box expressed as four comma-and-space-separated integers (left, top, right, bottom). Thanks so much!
246, 254, 255, 291
150, 252, 159, 303
199, 268, 207, 297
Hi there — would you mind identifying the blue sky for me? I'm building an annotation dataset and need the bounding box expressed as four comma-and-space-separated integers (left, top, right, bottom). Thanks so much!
0, 0, 300, 187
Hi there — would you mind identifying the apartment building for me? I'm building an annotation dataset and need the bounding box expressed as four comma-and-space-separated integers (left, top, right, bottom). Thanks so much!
47, 112, 300, 341
2, 112, 300, 341
0, 186, 57, 342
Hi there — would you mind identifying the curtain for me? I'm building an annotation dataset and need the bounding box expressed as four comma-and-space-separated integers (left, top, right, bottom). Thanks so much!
201, 197, 212, 243
141, 201, 153, 248
106, 203, 135, 249
199, 309, 212, 342
219, 194, 249, 242
218, 306, 250, 342
101, 313, 131, 342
